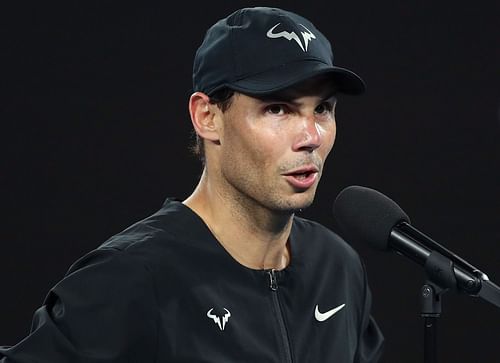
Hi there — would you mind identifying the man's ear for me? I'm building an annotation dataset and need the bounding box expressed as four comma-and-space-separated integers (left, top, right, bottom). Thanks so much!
189, 92, 220, 142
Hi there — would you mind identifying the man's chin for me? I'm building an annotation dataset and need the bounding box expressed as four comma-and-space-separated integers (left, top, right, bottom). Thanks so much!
273, 193, 316, 214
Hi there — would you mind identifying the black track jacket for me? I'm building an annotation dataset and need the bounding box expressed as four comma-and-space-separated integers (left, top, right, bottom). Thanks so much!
1, 199, 384, 362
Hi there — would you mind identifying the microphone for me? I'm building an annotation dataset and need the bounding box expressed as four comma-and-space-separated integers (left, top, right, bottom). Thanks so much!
332, 185, 500, 308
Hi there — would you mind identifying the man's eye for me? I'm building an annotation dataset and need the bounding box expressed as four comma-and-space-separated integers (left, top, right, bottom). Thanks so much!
266, 104, 286, 115
315, 102, 334, 114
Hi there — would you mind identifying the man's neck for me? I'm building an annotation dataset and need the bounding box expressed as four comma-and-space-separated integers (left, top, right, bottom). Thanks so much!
183, 170, 293, 270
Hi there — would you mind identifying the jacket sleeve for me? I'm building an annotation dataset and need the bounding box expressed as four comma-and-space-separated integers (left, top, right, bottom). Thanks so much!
0, 248, 159, 363
354, 263, 385, 363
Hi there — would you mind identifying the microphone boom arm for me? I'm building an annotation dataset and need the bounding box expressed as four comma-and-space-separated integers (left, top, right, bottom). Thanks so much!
391, 222, 500, 308
398, 222, 489, 281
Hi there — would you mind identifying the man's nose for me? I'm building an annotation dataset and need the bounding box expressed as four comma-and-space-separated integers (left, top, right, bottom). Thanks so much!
292, 116, 322, 152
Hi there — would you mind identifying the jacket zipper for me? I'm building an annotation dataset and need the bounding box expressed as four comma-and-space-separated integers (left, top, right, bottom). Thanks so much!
268, 269, 293, 363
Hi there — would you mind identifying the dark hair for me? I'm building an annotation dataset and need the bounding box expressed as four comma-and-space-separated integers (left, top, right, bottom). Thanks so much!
190, 88, 235, 164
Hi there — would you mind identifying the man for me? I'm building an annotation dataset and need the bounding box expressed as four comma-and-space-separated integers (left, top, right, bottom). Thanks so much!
1, 6, 384, 362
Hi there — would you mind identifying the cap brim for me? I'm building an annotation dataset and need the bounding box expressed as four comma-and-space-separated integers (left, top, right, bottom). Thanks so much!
215, 61, 366, 96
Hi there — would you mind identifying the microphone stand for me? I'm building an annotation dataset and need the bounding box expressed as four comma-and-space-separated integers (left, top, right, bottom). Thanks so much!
420, 281, 446, 363
420, 251, 456, 363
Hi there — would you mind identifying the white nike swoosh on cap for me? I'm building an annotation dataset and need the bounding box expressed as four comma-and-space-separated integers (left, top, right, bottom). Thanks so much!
314, 303, 346, 322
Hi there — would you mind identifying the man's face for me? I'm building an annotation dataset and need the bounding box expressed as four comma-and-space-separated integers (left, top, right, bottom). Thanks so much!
214, 77, 337, 213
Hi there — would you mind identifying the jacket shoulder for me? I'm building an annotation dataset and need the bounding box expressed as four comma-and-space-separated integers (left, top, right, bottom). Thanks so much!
293, 216, 361, 262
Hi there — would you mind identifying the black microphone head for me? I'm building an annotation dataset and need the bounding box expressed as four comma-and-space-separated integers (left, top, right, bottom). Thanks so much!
332, 185, 410, 250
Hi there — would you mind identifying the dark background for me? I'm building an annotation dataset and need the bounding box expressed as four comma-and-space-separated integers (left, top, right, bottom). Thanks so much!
2, 1, 499, 362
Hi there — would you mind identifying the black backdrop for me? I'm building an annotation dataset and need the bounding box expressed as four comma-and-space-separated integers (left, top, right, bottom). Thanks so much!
2, 1, 499, 362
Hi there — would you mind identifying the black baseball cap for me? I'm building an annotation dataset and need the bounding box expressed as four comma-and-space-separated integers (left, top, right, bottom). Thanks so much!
193, 7, 365, 97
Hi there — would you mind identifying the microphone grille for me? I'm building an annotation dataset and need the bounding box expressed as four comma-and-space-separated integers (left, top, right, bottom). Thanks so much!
332, 185, 410, 250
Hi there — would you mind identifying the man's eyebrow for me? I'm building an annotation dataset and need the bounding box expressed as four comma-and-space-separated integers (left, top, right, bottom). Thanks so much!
257, 97, 301, 106
255, 90, 337, 104
254, 93, 293, 103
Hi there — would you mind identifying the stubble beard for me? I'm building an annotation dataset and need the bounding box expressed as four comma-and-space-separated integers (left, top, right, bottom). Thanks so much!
218, 147, 322, 219
222, 166, 319, 217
